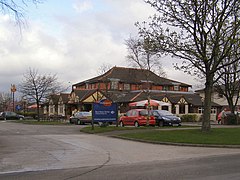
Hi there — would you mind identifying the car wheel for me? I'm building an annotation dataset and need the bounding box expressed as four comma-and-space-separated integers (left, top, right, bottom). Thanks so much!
134, 121, 139, 127
158, 121, 164, 127
119, 121, 124, 127
76, 120, 81, 125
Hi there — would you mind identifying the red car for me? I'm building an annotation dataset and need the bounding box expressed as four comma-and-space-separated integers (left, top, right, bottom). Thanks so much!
119, 109, 156, 127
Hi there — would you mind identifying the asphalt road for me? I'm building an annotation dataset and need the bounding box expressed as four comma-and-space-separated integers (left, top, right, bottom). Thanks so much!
1, 121, 240, 180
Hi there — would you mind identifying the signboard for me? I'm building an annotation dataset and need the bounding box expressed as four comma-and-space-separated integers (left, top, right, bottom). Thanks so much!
16, 105, 21, 111
93, 99, 118, 122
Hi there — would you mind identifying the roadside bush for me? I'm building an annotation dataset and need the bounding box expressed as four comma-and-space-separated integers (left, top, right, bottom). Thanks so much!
226, 113, 237, 125
181, 114, 198, 122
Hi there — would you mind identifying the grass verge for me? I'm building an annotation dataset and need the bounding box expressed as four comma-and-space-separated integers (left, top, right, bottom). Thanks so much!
118, 128, 240, 145
80, 125, 197, 134
13, 120, 69, 125
80, 126, 146, 134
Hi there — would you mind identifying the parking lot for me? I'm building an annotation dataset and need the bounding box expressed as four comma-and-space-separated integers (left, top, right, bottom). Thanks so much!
1, 121, 240, 179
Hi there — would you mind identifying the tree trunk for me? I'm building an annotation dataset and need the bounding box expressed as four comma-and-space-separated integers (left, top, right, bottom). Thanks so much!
201, 75, 214, 132
227, 98, 235, 114
37, 101, 40, 121
147, 95, 150, 126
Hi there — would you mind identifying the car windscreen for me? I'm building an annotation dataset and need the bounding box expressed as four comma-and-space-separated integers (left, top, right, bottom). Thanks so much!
140, 110, 152, 116
75, 112, 91, 117
157, 110, 173, 116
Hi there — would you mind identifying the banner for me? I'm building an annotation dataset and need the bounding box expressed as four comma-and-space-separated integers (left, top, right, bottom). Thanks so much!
93, 99, 118, 122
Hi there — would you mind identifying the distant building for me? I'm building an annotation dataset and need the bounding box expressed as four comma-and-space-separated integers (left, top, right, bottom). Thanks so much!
43, 66, 221, 120
68, 67, 209, 117
44, 93, 70, 119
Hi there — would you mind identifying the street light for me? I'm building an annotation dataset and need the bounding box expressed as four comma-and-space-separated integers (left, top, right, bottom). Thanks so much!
11, 84, 16, 112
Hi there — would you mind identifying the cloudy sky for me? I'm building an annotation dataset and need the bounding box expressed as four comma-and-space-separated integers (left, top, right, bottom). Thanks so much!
0, 0, 198, 96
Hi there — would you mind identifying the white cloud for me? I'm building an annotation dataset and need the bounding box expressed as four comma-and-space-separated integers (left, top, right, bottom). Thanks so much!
73, 0, 93, 13
0, 0, 199, 95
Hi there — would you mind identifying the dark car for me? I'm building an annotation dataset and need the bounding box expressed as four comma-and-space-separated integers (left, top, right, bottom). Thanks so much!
69, 111, 92, 125
0, 111, 24, 120
151, 110, 181, 127
119, 109, 155, 127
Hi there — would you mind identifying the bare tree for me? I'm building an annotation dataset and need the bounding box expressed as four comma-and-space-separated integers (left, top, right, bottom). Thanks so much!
18, 68, 63, 121
215, 42, 240, 114
97, 63, 112, 75
0, 0, 43, 29
137, 0, 240, 132
126, 36, 167, 125
125, 36, 167, 77
0, 92, 11, 111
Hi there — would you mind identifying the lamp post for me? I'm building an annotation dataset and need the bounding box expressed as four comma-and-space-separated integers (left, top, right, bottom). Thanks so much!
11, 84, 16, 112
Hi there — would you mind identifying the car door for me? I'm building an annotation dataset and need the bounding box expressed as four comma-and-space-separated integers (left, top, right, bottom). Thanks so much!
123, 110, 133, 125
129, 110, 138, 125
9, 112, 17, 120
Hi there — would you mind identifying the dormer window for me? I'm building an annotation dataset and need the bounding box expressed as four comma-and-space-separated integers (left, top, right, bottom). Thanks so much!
111, 81, 118, 90
141, 80, 153, 90
109, 78, 120, 90
174, 85, 179, 91
85, 83, 89, 89
172, 82, 180, 91
124, 84, 130, 90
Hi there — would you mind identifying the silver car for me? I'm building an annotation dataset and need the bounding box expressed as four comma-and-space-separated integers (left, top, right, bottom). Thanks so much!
69, 111, 92, 125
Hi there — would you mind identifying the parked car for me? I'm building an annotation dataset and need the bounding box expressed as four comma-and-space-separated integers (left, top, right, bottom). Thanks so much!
69, 111, 92, 125
151, 110, 181, 127
119, 109, 155, 127
0, 111, 24, 120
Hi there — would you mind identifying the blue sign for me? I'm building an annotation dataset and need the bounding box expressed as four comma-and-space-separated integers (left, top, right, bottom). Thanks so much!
93, 99, 118, 122
16, 105, 21, 111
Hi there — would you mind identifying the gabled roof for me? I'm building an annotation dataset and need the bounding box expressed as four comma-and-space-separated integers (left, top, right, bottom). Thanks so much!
49, 94, 60, 104
73, 66, 191, 87
49, 93, 70, 104
110, 90, 220, 107
60, 93, 70, 103
72, 89, 112, 102
74, 89, 98, 102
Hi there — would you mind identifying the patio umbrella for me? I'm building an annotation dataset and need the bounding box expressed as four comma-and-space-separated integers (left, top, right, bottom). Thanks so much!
129, 99, 170, 107
28, 104, 40, 109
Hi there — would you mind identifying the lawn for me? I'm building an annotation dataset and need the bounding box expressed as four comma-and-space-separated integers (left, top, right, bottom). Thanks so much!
118, 128, 240, 145
80, 126, 150, 133
80, 125, 193, 134
14, 120, 69, 125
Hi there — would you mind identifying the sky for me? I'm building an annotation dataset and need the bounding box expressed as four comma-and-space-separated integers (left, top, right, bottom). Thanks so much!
0, 0, 199, 96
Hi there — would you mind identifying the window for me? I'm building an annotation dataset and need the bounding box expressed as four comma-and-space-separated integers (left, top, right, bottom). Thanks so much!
132, 110, 138, 116
126, 110, 132, 117
163, 86, 169, 91
174, 85, 179, 91
50, 106, 54, 114
124, 84, 130, 90
111, 81, 118, 90
211, 108, 217, 114
179, 104, 185, 114
198, 107, 204, 114
59, 105, 64, 114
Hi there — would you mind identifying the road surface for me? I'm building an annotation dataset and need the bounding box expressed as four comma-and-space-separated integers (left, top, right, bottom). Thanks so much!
0, 121, 240, 179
